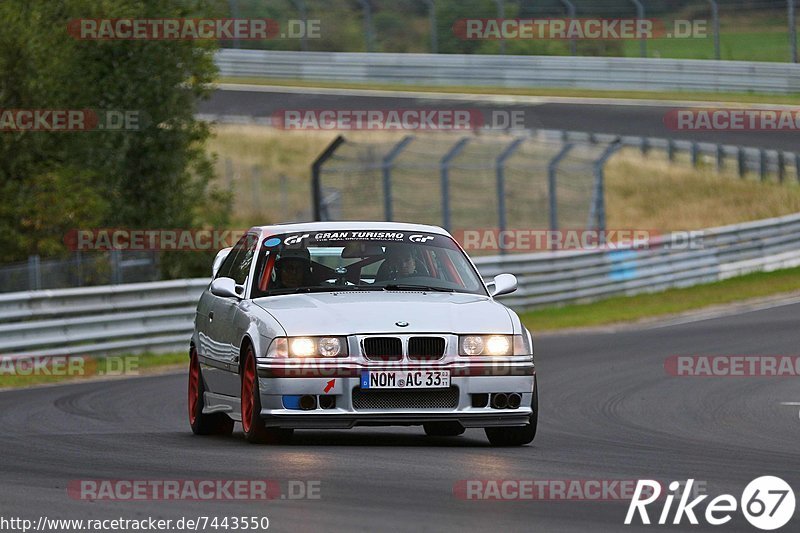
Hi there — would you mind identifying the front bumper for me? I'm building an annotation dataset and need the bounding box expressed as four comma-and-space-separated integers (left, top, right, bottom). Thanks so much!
254, 360, 536, 429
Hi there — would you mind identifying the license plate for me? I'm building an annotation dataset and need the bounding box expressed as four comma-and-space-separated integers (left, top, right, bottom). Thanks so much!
361, 370, 450, 389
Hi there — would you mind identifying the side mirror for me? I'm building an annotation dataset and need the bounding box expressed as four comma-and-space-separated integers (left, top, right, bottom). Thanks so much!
212, 247, 232, 278
489, 273, 517, 297
210, 277, 241, 299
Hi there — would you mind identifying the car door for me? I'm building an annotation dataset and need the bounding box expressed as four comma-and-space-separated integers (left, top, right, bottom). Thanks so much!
201, 234, 253, 395
214, 233, 258, 395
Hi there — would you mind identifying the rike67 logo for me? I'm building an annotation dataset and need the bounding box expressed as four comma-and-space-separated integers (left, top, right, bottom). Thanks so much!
625, 477, 795, 530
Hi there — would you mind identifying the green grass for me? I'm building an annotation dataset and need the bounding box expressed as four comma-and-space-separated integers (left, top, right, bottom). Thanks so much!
624, 31, 793, 62
521, 265, 800, 332
0, 352, 186, 389
217, 77, 800, 105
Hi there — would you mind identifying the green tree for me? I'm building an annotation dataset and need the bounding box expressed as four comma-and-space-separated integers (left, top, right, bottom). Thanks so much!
0, 0, 230, 277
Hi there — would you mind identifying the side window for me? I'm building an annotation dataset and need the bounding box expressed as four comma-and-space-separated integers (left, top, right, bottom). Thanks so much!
215, 246, 243, 280
215, 233, 257, 283
232, 235, 257, 285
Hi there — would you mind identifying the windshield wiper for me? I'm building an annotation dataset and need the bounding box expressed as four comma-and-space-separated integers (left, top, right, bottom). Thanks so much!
270, 285, 384, 295
381, 283, 454, 293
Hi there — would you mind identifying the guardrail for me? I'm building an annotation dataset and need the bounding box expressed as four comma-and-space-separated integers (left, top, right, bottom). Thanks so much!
215, 49, 800, 94
1, 212, 799, 358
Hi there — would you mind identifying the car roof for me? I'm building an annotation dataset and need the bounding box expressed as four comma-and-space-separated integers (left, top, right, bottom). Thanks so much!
250, 221, 453, 238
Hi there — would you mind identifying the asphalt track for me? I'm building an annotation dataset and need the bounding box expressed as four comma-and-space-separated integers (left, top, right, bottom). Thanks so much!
1, 302, 798, 532
200, 87, 799, 151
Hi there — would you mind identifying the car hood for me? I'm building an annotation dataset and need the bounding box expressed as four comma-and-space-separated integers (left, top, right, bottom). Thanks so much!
253, 291, 513, 335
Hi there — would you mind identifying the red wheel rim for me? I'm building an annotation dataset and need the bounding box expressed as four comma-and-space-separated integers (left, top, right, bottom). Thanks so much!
241, 349, 255, 433
188, 349, 199, 425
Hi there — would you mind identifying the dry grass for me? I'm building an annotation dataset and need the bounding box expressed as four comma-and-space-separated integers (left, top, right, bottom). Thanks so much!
606, 148, 800, 230
208, 125, 800, 230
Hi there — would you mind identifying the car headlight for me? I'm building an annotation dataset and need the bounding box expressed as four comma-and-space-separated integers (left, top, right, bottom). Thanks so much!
266, 337, 348, 358
459, 335, 524, 356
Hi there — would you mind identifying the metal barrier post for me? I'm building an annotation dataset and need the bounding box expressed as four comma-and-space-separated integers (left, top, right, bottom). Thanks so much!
548, 143, 575, 232
440, 137, 471, 231
667, 139, 676, 162
312, 135, 346, 221
495, 138, 525, 248
691, 142, 699, 167
716, 144, 724, 172
778, 152, 786, 183
759, 149, 767, 181
590, 141, 623, 236
382, 136, 414, 221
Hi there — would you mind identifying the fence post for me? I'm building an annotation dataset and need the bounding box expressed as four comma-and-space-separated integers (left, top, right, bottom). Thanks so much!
423, 0, 437, 53
382, 136, 414, 221
495, 138, 525, 249
27, 255, 41, 291
738, 147, 746, 178
559, 0, 577, 55
796, 153, 800, 183
667, 139, 676, 162
708, 1, 721, 60
759, 149, 767, 181
494, 0, 506, 55
312, 135, 346, 221
440, 137, 471, 231
690, 142, 699, 167
110, 251, 121, 285
590, 140, 623, 236
252, 165, 261, 215
640, 137, 649, 155
790, 0, 798, 63
289, 0, 309, 51
357, 0, 375, 52
716, 144, 724, 172
778, 151, 786, 183
548, 143, 575, 232
631, 0, 646, 57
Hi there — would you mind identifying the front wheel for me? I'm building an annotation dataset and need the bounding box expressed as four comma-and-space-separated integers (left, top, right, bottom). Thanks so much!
484, 379, 538, 447
241, 345, 293, 445
189, 347, 234, 436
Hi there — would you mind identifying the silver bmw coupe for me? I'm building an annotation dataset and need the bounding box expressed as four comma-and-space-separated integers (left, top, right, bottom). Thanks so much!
189, 222, 537, 446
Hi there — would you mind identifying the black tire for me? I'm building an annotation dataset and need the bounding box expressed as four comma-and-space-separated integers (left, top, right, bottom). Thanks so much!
189, 348, 234, 436
484, 379, 538, 447
241, 345, 294, 445
423, 422, 465, 437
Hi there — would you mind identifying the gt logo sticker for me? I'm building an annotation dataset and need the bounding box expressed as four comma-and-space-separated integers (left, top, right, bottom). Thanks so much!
284, 234, 310, 246
409, 234, 434, 243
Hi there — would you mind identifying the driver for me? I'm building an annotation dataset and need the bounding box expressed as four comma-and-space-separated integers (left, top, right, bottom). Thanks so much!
272, 249, 312, 289
383, 245, 418, 279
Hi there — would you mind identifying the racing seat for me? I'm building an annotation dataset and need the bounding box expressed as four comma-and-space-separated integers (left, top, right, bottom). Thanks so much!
375, 253, 431, 282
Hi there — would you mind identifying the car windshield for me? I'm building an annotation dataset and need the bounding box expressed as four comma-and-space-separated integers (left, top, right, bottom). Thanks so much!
250, 230, 487, 297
